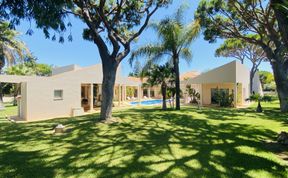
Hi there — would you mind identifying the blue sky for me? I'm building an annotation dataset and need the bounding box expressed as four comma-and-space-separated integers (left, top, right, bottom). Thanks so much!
15, 0, 272, 76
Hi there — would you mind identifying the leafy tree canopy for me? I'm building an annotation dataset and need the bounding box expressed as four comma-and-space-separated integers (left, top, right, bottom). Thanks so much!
215, 38, 267, 64
5, 56, 52, 76
196, 0, 288, 112
142, 62, 174, 87
195, 0, 288, 59
259, 71, 274, 85
0, 0, 73, 40
1, 0, 170, 46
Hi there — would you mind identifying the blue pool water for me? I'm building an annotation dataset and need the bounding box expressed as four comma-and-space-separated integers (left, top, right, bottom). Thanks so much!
130, 99, 165, 106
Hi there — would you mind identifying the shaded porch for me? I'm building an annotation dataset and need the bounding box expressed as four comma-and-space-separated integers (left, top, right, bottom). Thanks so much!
0, 82, 26, 121
80, 83, 142, 112
185, 83, 248, 108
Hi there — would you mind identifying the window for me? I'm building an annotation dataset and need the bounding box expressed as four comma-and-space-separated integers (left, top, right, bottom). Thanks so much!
54, 90, 63, 100
211, 88, 229, 104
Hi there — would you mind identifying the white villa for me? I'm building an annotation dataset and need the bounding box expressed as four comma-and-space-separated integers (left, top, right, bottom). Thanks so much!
183, 60, 262, 107
0, 64, 141, 121
0, 60, 262, 121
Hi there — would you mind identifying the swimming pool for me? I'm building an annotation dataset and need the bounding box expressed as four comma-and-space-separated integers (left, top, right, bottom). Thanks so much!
130, 99, 166, 106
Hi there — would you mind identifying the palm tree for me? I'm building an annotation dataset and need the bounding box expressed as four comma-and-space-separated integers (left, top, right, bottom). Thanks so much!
141, 63, 174, 110
0, 21, 29, 106
130, 6, 200, 110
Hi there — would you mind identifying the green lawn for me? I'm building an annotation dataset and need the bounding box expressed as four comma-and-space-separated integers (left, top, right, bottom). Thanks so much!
0, 103, 17, 123
0, 102, 288, 177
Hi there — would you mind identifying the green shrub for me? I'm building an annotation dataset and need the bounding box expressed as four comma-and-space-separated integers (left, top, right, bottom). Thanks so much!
214, 88, 234, 107
218, 93, 234, 107
262, 95, 273, 102
263, 82, 276, 91
186, 85, 200, 104
249, 93, 261, 101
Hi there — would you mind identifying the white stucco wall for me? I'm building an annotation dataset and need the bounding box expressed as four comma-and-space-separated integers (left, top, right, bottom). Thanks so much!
252, 71, 264, 96
25, 79, 81, 121
0, 63, 140, 121
20, 82, 28, 120
235, 61, 250, 102
187, 61, 237, 84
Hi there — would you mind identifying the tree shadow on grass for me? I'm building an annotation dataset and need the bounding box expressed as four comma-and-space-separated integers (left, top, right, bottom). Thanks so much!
0, 151, 55, 178
0, 106, 287, 177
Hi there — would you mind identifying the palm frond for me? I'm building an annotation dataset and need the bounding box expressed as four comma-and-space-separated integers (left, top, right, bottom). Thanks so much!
175, 3, 189, 25
147, 21, 160, 32
131, 5, 198, 84
0, 21, 30, 69
2, 47, 15, 66
129, 44, 166, 66
178, 19, 200, 48
180, 48, 193, 64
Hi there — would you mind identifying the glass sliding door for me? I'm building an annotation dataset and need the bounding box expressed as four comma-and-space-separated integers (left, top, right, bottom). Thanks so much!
211, 88, 229, 104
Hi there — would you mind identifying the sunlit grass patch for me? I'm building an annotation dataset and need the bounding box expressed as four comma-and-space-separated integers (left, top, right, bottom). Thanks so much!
0, 101, 287, 177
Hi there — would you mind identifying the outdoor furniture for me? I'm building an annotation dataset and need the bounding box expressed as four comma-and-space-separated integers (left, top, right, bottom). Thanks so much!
81, 98, 90, 111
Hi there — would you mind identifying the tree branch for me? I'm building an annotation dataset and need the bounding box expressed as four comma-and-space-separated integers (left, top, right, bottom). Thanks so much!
127, 3, 159, 44
75, 0, 110, 57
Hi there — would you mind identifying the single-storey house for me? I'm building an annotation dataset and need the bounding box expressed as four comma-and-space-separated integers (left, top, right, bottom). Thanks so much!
0, 64, 141, 121
185, 60, 263, 107
0, 60, 262, 121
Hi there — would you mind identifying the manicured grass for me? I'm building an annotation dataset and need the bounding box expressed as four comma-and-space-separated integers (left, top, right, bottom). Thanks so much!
0, 103, 17, 123
0, 102, 288, 177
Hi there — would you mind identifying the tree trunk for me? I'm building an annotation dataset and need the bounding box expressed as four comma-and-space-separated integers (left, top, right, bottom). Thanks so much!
173, 57, 181, 110
256, 100, 263, 113
161, 83, 167, 110
271, 59, 288, 112
0, 47, 5, 109
270, 0, 288, 112
250, 64, 257, 94
100, 58, 119, 120
0, 82, 3, 103
0, 82, 4, 110
250, 70, 254, 94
